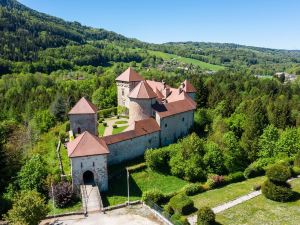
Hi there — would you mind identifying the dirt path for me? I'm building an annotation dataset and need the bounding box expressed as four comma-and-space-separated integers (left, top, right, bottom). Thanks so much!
103, 118, 128, 136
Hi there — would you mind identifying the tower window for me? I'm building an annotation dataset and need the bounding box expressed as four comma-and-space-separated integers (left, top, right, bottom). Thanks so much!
93, 162, 95, 167
77, 127, 81, 134
182, 117, 185, 122
122, 88, 124, 96
81, 162, 83, 168
165, 123, 168, 128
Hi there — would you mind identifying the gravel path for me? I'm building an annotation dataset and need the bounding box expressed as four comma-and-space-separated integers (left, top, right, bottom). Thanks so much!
103, 118, 128, 136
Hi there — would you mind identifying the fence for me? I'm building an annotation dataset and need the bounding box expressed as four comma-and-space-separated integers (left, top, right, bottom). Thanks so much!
145, 200, 184, 225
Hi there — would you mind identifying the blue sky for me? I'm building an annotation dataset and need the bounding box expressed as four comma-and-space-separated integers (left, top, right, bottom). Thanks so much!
19, 0, 300, 50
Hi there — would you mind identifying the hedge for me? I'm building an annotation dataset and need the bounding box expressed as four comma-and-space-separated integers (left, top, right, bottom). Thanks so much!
145, 146, 172, 173
266, 164, 291, 183
244, 163, 265, 179
197, 207, 215, 225
98, 107, 118, 118
169, 193, 194, 215
170, 213, 190, 225
142, 189, 164, 204
227, 171, 245, 183
262, 179, 294, 202
181, 183, 205, 196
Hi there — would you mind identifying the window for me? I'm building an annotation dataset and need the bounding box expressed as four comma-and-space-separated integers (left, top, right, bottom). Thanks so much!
93, 162, 95, 167
81, 162, 83, 168
148, 139, 152, 144
122, 88, 124, 96
182, 117, 185, 122
165, 123, 168, 128
77, 127, 81, 134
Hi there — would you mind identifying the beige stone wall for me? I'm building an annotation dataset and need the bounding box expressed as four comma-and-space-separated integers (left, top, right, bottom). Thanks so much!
71, 155, 108, 193
157, 110, 194, 146
69, 114, 98, 136
116, 81, 140, 108
107, 131, 160, 165
129, 98, 156, 124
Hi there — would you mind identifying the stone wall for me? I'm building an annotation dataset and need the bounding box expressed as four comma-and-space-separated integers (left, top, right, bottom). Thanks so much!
129, 98, 156, 124
157, 110, 194, 146
117, 81, 140, 108
107, 131, 160, 165
71, 155, 108, 192
69, 113, 97, 136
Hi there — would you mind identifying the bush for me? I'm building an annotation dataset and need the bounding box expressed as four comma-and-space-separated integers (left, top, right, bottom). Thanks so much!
65, 121, 70, 132
294, 151, 300, 167
145, 147, 171, 173
142, 189, 164, 204
206, 174, 225, 189
112, 124, 117, 128
244, 163, 265, 179
98, 107, 118, 118
253, 184, 261, 191
197, 206, 215, 225
291, 166, 300, 177
181, 183, 205, 196
51, 181, 74, 208
266, 164, 291, 183
98, 118, 104, 123
169, 193, 194, 215
163, 203, 174, 215
170, 213, 190, 225
262, 179, 294, 202
227, 172, 245, 183
102, 122, 107, 127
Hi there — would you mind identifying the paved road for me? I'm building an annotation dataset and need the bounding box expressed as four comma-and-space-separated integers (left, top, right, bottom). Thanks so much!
81, 185, 102, 213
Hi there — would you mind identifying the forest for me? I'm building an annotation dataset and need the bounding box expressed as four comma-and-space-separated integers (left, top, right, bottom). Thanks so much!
0, 0, 300, 224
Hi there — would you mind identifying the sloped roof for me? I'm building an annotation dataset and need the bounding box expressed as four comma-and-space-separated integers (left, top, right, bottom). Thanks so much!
67, 131, 109, 158
102, 118, 160, 145
183, 80, 196, 93
155, 88, 164, 99
128, 81, 157, 99
68, 97, 97, 115
152, 97, 196, 118
115, 67, 144, 82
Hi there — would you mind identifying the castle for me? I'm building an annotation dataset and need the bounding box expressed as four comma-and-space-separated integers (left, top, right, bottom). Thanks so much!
67, 68, 197, 192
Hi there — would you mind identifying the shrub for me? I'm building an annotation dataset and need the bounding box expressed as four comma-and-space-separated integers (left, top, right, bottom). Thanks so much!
206, 174, 225, 189
102, 122, 107, 127
163, 203, 174, 215
98, 118, 104, 123
65, 121, 70, 132
142, 189, 164, 204
291, 166, 300, 177
244, 163, 265, 179
51, 181, 74, 208
262, 179, 294, 202
181, 183, 205, 196
266, 164, 291, 183
145, 147, 171, 173
126, 162, 147, 173
112, 124, 117, 128
171, 213, 190, 225
169, 193, 194, 215
253, 184, 261, 191
294, 151, 300, 167
197, 206, 215, 225
98, 107, 118, 118
227, 172, 245, 183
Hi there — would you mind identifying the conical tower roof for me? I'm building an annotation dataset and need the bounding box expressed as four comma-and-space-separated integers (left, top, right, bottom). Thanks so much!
128, 81, 157, 99
68, 97, 97, 115
116, 67, 144, 82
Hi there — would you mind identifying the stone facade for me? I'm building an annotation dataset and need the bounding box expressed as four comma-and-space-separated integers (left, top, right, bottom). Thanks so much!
129, 98, 156, 124
71, 155, 108, 192
156, 111, 194, 146
70, 114, 97, 136
116, 81, 140, 108
107, 131, 160, 165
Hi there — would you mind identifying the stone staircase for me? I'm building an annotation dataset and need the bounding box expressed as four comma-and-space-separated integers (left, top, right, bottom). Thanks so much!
80, 184, 103, 214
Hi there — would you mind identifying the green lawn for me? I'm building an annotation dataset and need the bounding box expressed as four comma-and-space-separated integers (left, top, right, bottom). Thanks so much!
216, 178, 300, 225
102, 169, 188, 206
115, 120, 128, 124
98, 123, 106, 136
191, 176, 265, 212
112, 125, 128, 135
47, 199, 82, 216
147, 50, 224, 71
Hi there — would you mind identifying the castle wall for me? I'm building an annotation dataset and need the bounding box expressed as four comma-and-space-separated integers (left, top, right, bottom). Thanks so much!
107, 131, 160, 165
187, 93, 196, 101
71, 154, 108, 193
69, 114, 97, 136
129, 98, 156, 124
157, 110, 194, 146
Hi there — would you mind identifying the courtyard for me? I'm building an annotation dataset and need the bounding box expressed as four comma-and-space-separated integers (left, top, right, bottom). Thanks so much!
41, 204, 166, 225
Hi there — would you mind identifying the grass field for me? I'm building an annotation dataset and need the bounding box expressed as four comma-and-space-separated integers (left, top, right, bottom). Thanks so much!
112, 125, 128, 135
190, 176, 265, 212
147, 50, 224, 71
102, 168, 188, 206
47, 199, 82, 216
216, 178, 300, 225
115, 120, 128, 124
98, 123, 106, 136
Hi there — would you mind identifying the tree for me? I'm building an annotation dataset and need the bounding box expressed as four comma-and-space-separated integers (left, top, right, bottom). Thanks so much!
258, 125, 279, 158
203, 142, 226, 174
17, 155, 47, 193
4, 190, 49, 225
30, 110, 55, 134
50, 94, 66, 121
276, 128, 300, 157
51, 181, 74, 208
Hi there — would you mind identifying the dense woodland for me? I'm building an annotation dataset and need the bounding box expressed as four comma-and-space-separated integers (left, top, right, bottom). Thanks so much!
0, 0, 300, 223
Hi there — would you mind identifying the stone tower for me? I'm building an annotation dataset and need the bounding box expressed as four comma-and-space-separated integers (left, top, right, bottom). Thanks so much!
182, 80, 197, 100
115, 67, 144, 109
68, 97, 98, 136
128, 80, 157, 124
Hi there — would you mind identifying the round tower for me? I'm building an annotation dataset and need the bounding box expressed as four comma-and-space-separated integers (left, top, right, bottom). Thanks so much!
128, 80, 157, 124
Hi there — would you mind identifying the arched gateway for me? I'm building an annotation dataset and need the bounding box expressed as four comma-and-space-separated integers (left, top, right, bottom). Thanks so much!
83, 170, 94, 185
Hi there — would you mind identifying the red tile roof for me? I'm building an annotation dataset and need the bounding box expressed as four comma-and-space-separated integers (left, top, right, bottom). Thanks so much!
102, 118, 160, 145
68, 97, 98, 115
128, 80, 157, 99
67, 131, 109, 158
152, 97, 196, 118
183, 80, 196, 93
116, 67, 144, 82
